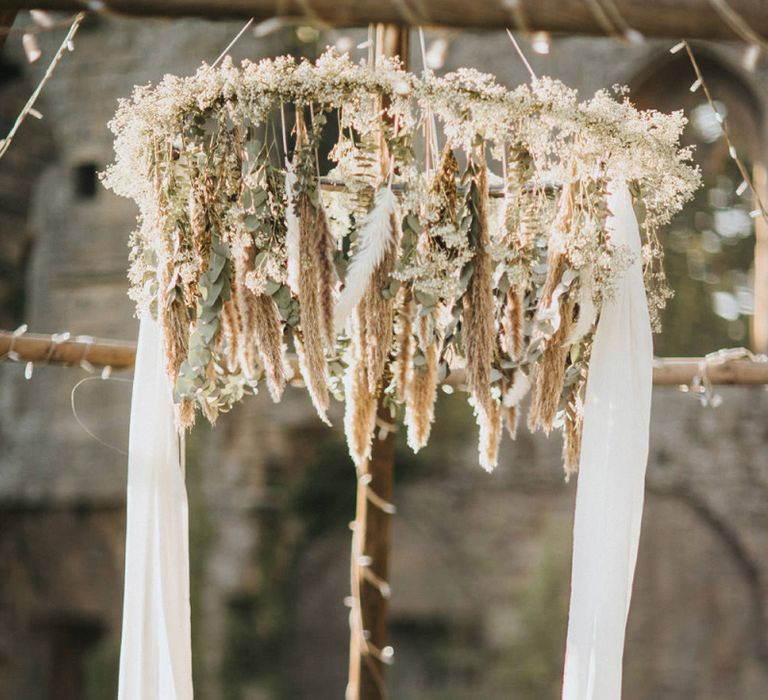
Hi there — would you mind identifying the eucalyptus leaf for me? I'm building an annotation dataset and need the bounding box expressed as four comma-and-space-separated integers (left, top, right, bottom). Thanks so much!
208, 253, 227, 280
265, 279, 282, 296
415, 290, 437, 308
244, 214, 260, 229
273, 284, 291, 308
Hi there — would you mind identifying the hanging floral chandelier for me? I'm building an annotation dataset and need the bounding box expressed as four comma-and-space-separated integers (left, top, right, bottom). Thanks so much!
103, 50, 699, 473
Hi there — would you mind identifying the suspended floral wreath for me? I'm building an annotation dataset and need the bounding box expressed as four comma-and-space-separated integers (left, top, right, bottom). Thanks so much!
103, 50, 699, 472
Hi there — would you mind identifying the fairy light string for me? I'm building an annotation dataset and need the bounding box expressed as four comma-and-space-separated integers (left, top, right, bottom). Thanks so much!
674, 40, 768, 224
0, 12, 86, 162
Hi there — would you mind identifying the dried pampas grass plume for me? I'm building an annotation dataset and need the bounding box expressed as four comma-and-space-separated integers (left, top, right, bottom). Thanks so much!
177, 398, 196, 432
159, 295, 189, 386
405, 340, 439, 452
463, 148, 495, 416
294, 186, 333, 423
505, 405, 519, 440
562, 389, 584, 480
311, 203, 338, 349
394, 288, 415, 403
344, 312, 378, 465
528, 177, 578, 434
221, 299, 241, 373
360, 220, 398, 393
474, 398, 503, 472
232, 250, 257, 377
250, 293, 288, 402
500, 287, 524, 361
295, 328, 331, 425
528, 295, 576, 434
463, 148, 503, 471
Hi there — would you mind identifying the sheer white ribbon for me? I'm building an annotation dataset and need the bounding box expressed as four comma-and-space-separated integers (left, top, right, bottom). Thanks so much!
118, 317, 193, 700
562, 182, 653, 699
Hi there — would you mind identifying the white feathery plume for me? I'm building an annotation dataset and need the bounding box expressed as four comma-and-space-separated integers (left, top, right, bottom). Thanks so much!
503, 370, 531, 407
284, 166, 300, 295
334, 186, 397, 333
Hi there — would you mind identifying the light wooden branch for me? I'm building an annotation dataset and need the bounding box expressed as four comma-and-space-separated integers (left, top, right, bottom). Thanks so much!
4, 1, 768, 41
2, 330, 768, 385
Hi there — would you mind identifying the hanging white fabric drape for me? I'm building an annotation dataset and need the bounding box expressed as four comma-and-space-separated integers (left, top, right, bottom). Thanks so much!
562, 182, 653, 700
118, 317, 193, 700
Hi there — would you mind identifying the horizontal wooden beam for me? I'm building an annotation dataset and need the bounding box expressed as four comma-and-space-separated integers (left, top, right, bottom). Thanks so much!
0, 330, 137, 370
649, 355, 768, 385
2, 329, 767, 385
3, 1, 768, 41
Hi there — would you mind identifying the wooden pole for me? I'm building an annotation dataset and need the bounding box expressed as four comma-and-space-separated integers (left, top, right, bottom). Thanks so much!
752, 162, 768, 354
347, 401, 396, 700
2, 330, 768, 385
6, 0, 768, 40
345, 23, 408, 700
0, 330, 137, 370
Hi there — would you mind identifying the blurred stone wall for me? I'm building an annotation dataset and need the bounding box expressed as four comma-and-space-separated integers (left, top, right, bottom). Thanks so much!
1, 15, 767, 700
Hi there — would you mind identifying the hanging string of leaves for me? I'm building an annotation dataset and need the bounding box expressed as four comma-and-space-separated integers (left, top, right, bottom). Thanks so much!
104, 51, 699, 473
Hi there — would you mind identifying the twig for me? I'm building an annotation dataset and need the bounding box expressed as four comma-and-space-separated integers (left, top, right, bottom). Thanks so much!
505, 28, 537, 81
0, 12, 86, 162
211, 17, 254, 68
681, 40, 768, 224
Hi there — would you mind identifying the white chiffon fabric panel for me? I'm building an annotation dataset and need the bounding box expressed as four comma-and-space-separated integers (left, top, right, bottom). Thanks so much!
118, 317, 193, 700
562, 182, 653, 700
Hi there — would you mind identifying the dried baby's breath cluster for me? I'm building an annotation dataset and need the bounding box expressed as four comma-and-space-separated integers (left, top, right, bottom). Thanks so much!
103, 51, 699, 472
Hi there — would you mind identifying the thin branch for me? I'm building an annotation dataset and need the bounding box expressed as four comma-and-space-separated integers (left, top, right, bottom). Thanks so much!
3, 330, 768, 385
0, 11, 86, 162
682, 40, 768, 225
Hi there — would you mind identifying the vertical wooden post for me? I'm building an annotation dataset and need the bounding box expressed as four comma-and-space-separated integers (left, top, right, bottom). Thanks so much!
347, 402, 396, 700
752, 162, 768, 354
346, 24, 409, 700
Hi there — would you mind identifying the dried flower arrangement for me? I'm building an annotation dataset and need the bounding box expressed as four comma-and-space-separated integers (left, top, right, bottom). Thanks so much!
103, 51, 700, 473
